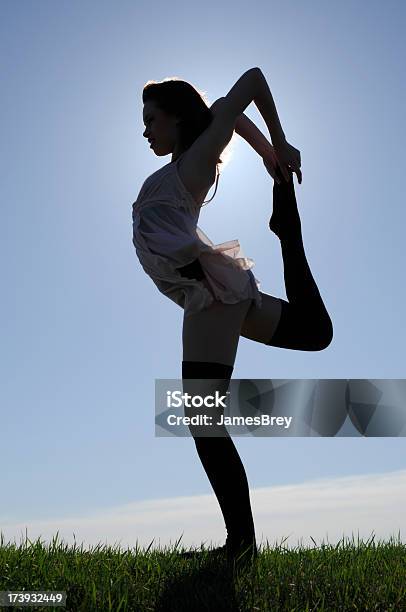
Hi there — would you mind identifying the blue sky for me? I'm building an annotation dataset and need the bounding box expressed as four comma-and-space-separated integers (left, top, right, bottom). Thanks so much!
1, 0, 406, 551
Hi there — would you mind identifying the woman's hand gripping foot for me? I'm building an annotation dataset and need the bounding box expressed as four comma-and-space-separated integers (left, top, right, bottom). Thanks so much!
262, 139, 302, 185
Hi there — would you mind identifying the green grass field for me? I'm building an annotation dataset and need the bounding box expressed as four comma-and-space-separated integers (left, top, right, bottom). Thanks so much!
1, 531, 405, 611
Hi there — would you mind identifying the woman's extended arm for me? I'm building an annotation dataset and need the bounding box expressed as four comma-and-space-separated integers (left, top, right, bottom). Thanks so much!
234, 112, 273, 158
219, 68, 301, 183
234, 112, 302, 185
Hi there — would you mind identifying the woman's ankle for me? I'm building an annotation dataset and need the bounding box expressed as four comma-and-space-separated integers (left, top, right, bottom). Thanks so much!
270, 174, 302, 239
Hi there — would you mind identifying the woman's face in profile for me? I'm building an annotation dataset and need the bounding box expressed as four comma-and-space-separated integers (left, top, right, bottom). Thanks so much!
142, 101, 178, 157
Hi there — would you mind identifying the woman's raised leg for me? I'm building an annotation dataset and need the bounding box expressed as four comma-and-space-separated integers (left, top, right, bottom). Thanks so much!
241, 168, 333, 351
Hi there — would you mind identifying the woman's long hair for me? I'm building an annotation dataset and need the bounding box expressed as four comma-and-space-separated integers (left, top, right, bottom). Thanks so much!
142, 77, 224, 206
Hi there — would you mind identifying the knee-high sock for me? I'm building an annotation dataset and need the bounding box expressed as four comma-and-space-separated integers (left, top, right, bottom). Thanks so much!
273, 170, 332, 328
182, 360, 256, 552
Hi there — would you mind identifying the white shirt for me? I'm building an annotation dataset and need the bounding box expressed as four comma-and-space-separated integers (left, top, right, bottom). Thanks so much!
131, 152, 262, 316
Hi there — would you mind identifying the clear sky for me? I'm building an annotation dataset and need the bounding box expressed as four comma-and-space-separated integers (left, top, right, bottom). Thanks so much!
1, 0, 405, 552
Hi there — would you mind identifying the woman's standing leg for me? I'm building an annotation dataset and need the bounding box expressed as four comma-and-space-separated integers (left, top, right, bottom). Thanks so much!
182, 298, 257, 564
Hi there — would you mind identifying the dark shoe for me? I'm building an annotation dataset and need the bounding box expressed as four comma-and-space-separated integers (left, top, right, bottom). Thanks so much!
269, 167, 301, 240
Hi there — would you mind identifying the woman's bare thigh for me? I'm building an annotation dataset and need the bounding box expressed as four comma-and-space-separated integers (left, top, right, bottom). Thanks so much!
240, 291, 283, 344
182, 297, 253, 366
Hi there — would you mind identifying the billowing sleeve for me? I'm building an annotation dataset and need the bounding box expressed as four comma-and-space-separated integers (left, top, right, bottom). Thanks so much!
137, 204, 201, 268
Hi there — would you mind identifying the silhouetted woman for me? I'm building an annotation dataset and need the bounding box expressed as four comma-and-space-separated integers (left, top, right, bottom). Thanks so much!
131, 68, 333, 568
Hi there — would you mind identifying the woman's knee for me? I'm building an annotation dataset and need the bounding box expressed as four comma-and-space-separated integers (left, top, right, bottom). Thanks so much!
266, 300, 333, 351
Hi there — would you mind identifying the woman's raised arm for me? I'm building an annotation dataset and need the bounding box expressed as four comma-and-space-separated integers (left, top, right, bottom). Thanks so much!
234, 113, 272, 158
220, 68, 285, 144
219, 68, 302, 182
234, 114, 282, 184
233, 113, 302, 185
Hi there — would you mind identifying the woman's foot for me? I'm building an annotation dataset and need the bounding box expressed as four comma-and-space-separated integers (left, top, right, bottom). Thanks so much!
178, 535, 258, 568
226, 534, 258, 570
269, 167, 302, 240
179, 543, 228, 561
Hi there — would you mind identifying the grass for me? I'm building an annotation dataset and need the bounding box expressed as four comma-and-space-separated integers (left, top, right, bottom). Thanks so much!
0, 530, 405, 611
